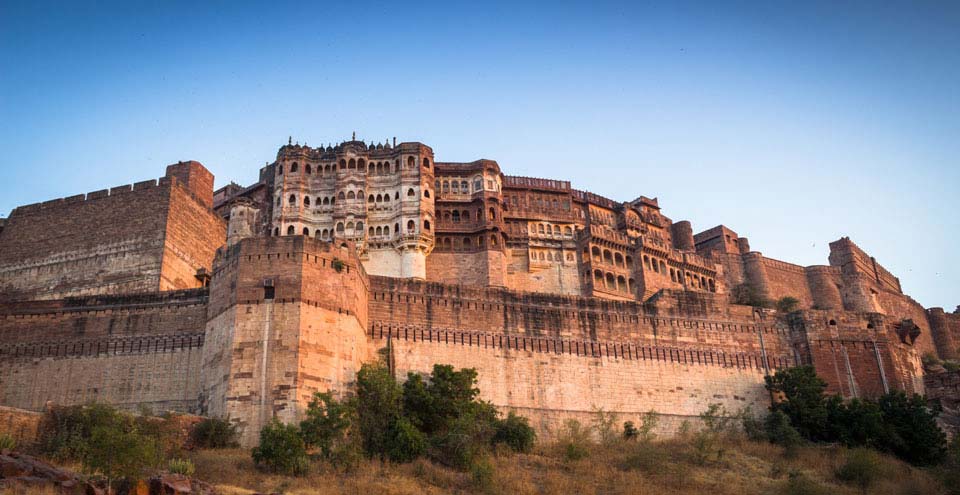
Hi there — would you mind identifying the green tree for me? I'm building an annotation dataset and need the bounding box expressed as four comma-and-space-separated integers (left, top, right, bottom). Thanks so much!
355, 363, 403, 459
492, 412, 536, 453
765, 366, 830, 441
83, 423, 160, 492
190, 418, 239, 449
776, 296, 800, 313
251, 420, 309, 475
299, 391, 352, 459
876, 391, 946, 466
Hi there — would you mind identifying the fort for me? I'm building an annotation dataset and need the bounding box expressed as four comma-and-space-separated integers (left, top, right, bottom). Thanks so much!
0, 136, 957, 446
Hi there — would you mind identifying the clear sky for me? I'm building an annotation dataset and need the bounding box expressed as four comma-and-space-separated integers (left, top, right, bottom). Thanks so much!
1, 1, 957, 308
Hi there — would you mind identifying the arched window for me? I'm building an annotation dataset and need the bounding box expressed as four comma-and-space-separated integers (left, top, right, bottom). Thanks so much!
287, 225, 295, 235
605, 273, 616, 289
278, 164, 283, 175
322, 229, 329, 239
490, 235, 498, 247
356, 221, 363, 233
407, 156, 415, 169
407, 220, 415, 232
628, 278, 636, 294
339, 159, 346, 170
306, 164, 312, 174
303, 227, 309, 235
358, 158, 366, 170
652, 259, 659, 273
276, 196, 281, 206
368, 163, 375, 174
443, 181, 449, 193
709, 279, 716, 292
423, 158, 431, 169
460, 180, 467, 191
376, 194, 383, 202
394, 223, 400, 234
304, 196, 311, 206
423, 220, 431, 231
407, 188, 415, 197
564, 226, 572, 237
452, 181, 460, 193
347, 191, 355, 200
369, 227, 375, 236
424, 189, 430, 198
488, 207, 495, 220
289, 194, 296, 205
348, 159, 356, 169
273, 227, 279, 236
603, 250, 613, 265
290, 162, 300, 172
346, 222, 354, 232
538, 224, 545, 234
592, 246, 601, 263
614, 253, 624, 266
368, 194, 375, 203
617, 275, 627, 292
376, 226, 382, 236
384, 193, 391, 202
323, 197, 330, 205
452, 211, 460, 223
701, 276, 707, 288
474, 178, 482, 191
566, 253, 572, 261
336, 222, 344, 233
643, 255, 651, 269
338, 192, 346, 200
394, 191, 399, 200
670, 268, 676, 282
539, 252, 545, 260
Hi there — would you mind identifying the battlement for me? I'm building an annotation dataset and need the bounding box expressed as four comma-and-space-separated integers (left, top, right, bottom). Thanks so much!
503, 175, 571, 191
829, 236, 902, 293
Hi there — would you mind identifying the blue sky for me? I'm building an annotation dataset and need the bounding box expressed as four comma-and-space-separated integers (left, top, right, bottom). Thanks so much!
1, 1, 957, 308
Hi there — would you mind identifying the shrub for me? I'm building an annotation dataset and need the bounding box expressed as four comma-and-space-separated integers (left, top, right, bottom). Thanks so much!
944, 361, 960, 372
557, 419, 590, 461
776, 296, 800, 313
781, 472, 830, 495
386, 417, 427, 463
331, 258, 345, 272
251, 420, 309, 476
692, 404, 734, 464
765, 366, 830, 441
83, 422, 161, 487
876, 391, 946, 466
355, 363, 403, 459
922, 353, 942, 368
190, 418, 238, 449
637, 410, 658, 442
740, 408, 766, 442
0, 434, 16, 450
300, 391, 352, 459
492, 412, 535, 453
591, 408, 619, 445
835, 448, 882, 492
470, 456, 496, 492
622, 421, 638, 441
167, 458, 195, 476
764, 411, 802, 457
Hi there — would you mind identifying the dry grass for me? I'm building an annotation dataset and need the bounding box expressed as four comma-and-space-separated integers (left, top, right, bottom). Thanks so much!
8, 436, 949, 495
185, 437, 949, 495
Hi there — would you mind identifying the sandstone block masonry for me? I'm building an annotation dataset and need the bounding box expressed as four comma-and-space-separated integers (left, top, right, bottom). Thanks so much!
0, 137, 954, 446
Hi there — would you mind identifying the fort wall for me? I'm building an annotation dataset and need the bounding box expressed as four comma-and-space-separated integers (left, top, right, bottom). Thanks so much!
0, 165, 225, 301
0, 290, 208, 413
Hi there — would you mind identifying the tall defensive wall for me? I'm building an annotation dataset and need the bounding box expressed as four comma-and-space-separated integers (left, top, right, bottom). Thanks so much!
0, 161, 225, 301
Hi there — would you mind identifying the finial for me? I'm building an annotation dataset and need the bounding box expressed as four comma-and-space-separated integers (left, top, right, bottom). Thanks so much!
352, 131, 356, 140
288, 136, 292, 145
393, 137, 396, 147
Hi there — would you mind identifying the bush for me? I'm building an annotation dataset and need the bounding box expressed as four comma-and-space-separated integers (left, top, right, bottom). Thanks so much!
251, 420, 309, 476
167, 458, 195, 476
781, 472, 830, 495
591, 408, 619, 445
835, 448, 882, 492
190, 418, 238, 449
300, 391, 352, 459
0, 434, 16, 450
776, 296, 800, 313
765, 366, 831, 441
622, 421, 639, 441
557, 419, 590, 461
386, 417, 427, 463
492, 412, 535, 453
740, 408, 765, 442
356, 363, 403, 459
470, 456, 495, 492
764, 411, 802, 457
83, 422, 161, 486
876, 391, 947, 466
692, 404, 734, 464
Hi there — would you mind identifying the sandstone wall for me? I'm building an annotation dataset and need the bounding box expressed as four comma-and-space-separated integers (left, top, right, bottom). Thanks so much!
0, 290, 208, 412
385, 331, 773, 438
201, 236, 371, 446
0, 167, 225, 302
